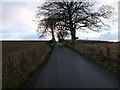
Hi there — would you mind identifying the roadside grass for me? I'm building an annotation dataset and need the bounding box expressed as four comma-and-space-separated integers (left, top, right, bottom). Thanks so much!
2, 41, 51, 88
65, 40, 120, 77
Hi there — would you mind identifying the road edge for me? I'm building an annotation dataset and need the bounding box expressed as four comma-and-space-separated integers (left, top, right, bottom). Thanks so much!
22, 44, 55, 88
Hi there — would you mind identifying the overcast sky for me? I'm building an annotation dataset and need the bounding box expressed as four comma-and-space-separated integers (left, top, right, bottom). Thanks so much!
0, 0, 119, 41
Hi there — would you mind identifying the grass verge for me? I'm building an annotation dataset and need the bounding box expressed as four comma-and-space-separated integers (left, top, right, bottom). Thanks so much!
2, 41, 52, 88
64, 41, 120, 77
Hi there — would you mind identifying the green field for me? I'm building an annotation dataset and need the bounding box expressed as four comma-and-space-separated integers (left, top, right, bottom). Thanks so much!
65, 40, 120, 77
2, 41, 51, 88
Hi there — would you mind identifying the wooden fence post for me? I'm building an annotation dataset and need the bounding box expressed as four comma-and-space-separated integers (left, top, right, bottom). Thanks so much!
118, 50, 120, 60
107, 47, 110, 59
96, 46, 99, 55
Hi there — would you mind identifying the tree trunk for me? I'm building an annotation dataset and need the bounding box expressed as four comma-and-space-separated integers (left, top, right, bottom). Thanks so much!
61, 34, 64, 42
68, 13, 76, 45
68, 9, 76, 45
70, 21, 76, 45
51, 27, 56, 43
71, 28, 76, 45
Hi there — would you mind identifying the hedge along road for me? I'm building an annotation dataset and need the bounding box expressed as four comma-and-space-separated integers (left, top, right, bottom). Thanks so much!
25, 43, 119, 88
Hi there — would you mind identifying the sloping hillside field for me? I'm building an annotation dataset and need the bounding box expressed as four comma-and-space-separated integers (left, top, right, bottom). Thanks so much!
2, 41, 51, 88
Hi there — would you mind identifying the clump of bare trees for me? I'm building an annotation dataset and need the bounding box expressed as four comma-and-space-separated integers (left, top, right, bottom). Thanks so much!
35, 0, 114, 44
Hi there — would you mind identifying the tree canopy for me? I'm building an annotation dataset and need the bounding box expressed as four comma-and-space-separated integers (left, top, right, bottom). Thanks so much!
35, 0, 114, 44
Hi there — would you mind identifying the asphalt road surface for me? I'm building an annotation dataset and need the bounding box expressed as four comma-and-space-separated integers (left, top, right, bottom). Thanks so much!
25, 43, 119, 88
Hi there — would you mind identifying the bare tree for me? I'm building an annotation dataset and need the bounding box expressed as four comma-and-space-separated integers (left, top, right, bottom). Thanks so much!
36, 0, 114, 44
56, 21, 70, 42
36, 15, 57, 43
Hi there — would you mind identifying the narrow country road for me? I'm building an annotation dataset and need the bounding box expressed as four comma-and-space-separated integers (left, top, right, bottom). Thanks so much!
25, 43, 119, 88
